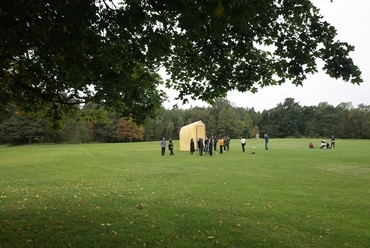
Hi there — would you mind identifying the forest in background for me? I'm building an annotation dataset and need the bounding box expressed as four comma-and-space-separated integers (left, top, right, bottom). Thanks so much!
0, 98, 369, 145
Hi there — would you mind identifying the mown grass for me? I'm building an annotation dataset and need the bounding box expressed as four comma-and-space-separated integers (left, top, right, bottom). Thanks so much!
0, 139, 369, 248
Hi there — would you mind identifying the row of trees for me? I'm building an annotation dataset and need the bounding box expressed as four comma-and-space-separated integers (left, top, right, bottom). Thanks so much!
1, 98, 369, 145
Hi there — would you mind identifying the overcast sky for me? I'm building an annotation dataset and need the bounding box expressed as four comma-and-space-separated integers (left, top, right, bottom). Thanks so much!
161, 0, 370, 111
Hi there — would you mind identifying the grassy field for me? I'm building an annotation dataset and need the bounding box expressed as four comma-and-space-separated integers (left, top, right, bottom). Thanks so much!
0, 139, 369, 248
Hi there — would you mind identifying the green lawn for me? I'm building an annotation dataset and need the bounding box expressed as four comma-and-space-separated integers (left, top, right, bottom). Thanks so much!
0, 139, 369, 248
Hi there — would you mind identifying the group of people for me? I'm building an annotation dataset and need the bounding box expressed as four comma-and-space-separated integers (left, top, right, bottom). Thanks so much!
160, 137, 174, 156
309, 135, 336, 149
160, 133, 271, 156
189, 137, 212, 156
189, 135, 231, 156
162, 134, 336, 155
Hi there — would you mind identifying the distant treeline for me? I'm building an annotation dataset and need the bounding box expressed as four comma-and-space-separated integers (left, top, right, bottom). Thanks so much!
0, 98, 369, 145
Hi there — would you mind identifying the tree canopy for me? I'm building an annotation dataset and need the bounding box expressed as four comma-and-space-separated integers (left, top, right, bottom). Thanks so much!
0, 0, 363, 125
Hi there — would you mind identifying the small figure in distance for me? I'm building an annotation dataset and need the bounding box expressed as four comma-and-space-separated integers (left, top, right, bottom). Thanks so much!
264, 134, 269, 150
330, 135, 336, 148
320, 140, 326, 149
219, 136, 224, 154
190, 138, 195, 155
208, 136, 213, 156
160, 137, 166, 155
204, 137, 209, 154
241, 136, 246, 152
213, 136, 218, 152
198, 138, 204, 156
309, 142, 315, 149
168, 138, 174, 156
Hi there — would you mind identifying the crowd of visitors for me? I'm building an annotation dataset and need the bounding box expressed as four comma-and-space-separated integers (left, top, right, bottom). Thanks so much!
160, 134, 265, 156
160, 133, 337, 156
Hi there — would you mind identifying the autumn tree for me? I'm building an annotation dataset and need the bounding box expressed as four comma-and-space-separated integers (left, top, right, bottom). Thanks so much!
117, 118, 145, 142
249, 125, 260, 139
1, 0, 362, 127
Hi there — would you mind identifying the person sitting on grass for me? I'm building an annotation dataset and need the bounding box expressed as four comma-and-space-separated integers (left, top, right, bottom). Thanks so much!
320, 140, 326, 149
309, 142, 315, 148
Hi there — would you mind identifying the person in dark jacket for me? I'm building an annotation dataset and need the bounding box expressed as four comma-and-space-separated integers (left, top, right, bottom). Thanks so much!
330, 135, 336, 148
198, 138, 204, 156
213, 136, 218, 151
204, 137, 209, 153
226, 135, 230, 151
208, 136, 213, 156
168, 139, 174, 156
190, 138, 195, 155
264, 134, 269, 150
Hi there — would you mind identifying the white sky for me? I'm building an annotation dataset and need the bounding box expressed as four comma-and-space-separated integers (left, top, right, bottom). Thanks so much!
161, 0, 370, 111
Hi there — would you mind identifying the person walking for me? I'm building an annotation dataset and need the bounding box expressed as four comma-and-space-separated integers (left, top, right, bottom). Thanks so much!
190, 138, 195, 155
168, 138, 174, 156
160, 137, 166, 155
241, 136, 246, 152
264, 134, 269, 150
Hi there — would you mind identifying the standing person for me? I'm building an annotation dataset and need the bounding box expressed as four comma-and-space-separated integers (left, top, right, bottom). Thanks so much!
204, 137, 209, 153
213, 136, 218, 151
264, 134, 269, 150
226, 135, 231, 151
223, 135, 228, 152
330, 135, 336, 148
209, 136, 213, 156
241, 136, 246, 152
168, 139, 174, 156
190, 138, 195, 155
160, 137, 166, 156
219, 136, 224, 154
198, 138, 204, 156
